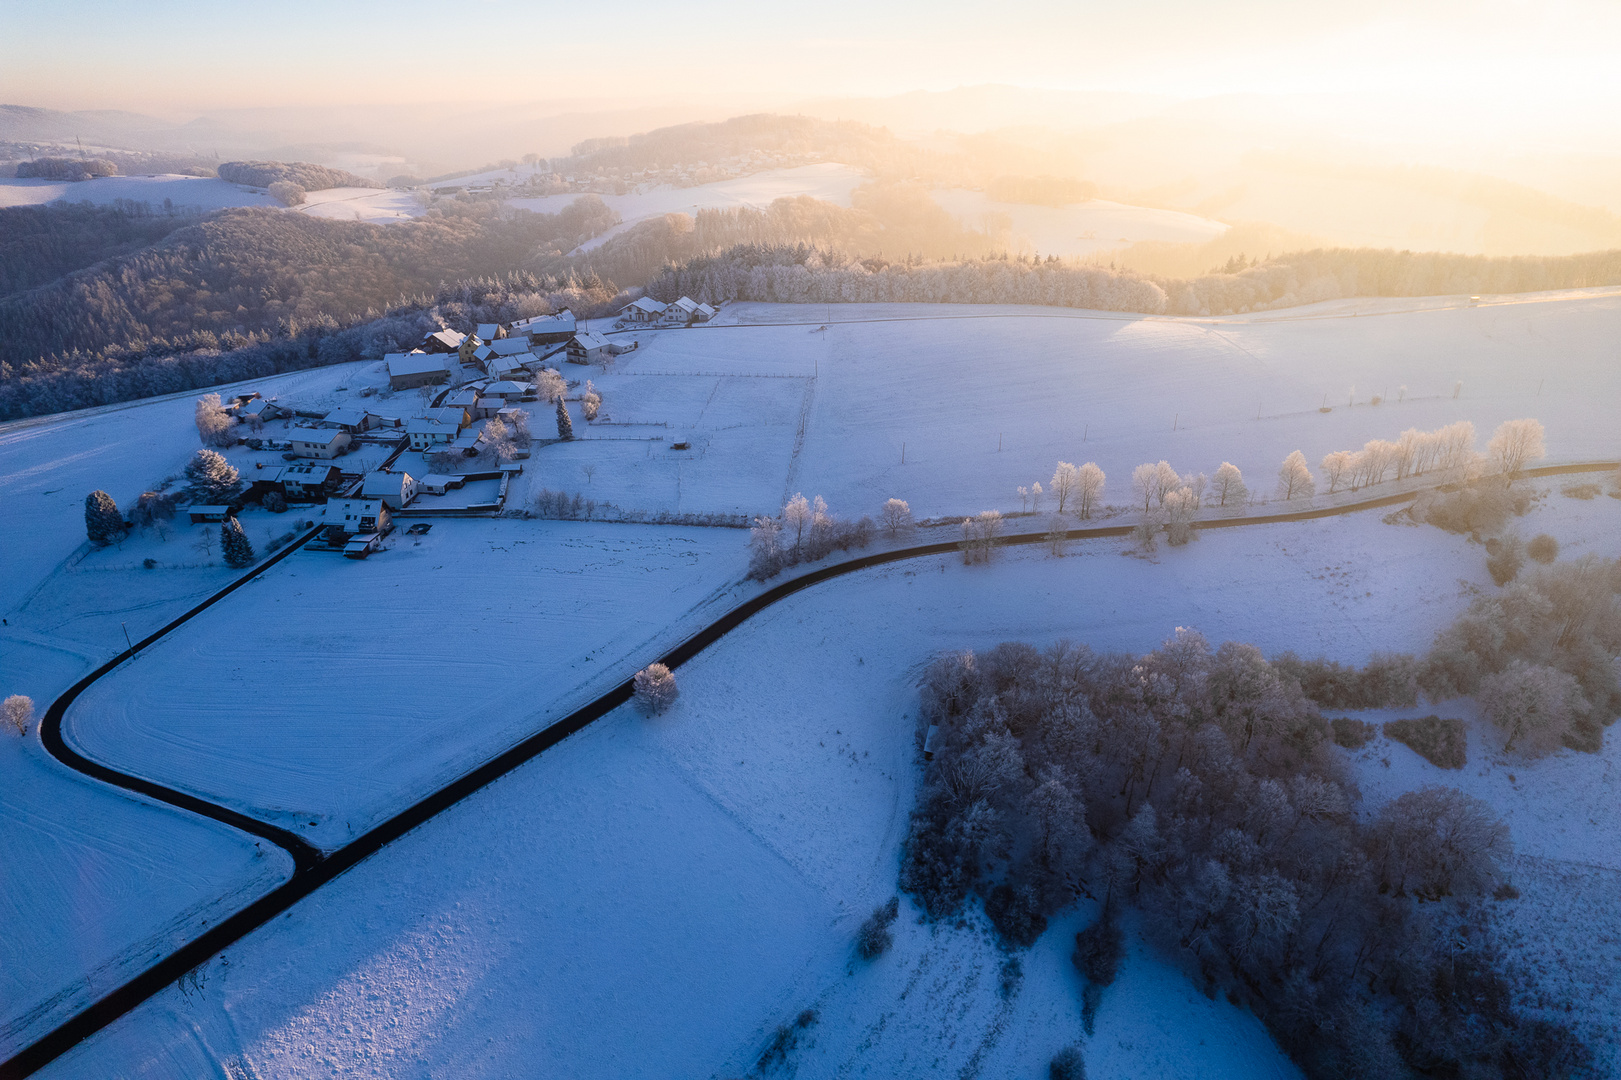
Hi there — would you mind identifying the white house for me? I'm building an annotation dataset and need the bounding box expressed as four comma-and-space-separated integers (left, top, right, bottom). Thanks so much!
278, 464, 339, 499
693, 302, 717, 322
387, 352, 449, 391
482, 380, 529, 400
331, 497, 391, 534
421, 328, 467, 353
567, 331, 611, 365
620, 296, 667, 323
361, 470, 418, 509
288, 429, 352, 459
668, 296, 700, 320
406, 418, 457, 451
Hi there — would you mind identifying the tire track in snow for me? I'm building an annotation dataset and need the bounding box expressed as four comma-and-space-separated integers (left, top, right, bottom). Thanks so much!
6, 458, 1618, 1077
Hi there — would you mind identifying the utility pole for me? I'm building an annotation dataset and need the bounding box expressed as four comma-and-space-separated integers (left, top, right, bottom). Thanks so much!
901, 442, 906, 465
121, 622, 133, 653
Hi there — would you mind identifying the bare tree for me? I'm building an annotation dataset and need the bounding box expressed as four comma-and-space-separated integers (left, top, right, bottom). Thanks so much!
1477, 660, 1584, 757
1076, 463, 1105, 519
1050, 462, 1079, 514
1211, 462, 1247, 507
1164, 487, 1198, 545
881, 498, 912, 537
1030, 481, 1044, 513
960, 511, 1003, 564
1018, 486, 1031, 512
1131, 463, 1158, 511
582, 464, 597, 484
783, 493, 812, 557
1488, 418, 1546, 482
3, 694, 33, 736
633, 663, 679, 714
1320, 451, 1354, 494
1276, 451, 1315, 500
1046, 516, 1068, 556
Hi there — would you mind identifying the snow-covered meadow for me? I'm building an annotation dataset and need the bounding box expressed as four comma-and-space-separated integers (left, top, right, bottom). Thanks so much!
0, 175, 420, 222
42, 485, 1621, 1080
931, 188, 1229, 257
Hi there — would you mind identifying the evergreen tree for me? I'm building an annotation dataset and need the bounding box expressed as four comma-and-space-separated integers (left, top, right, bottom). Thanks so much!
84, 490, 125, 545
555, 397, 574, 440
184, 448, 242, 504
220, 517, 256, 568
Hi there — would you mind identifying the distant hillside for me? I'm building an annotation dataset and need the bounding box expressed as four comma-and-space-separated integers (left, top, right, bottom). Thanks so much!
0, 202, 202, 298
216, 160, 381, 192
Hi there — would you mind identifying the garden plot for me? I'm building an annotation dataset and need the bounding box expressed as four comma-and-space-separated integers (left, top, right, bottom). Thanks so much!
64, 519, 751, 847
48, 494, 1610, 1080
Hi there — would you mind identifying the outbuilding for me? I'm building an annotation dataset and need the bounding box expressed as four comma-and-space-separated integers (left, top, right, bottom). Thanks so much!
512, 309, 576, 344
188, 505, 233, 524
387, 352, 449, 391
322, 407, 373, 434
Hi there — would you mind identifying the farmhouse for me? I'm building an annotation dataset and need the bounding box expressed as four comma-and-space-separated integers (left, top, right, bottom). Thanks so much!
567, 331, 611, 365
421, 328, 467, 353
406, 418, 457, 451
693, 302, 716, 322
278, 464, 340, 499
331, 498, 392, 535
288, 429, 351, 459
387, 352, 449, 391
620, 296, 667, 323
361, 470, 418, 509
512, 309, 576, 344
668, 296, 700, 320
322, 407, 374, 434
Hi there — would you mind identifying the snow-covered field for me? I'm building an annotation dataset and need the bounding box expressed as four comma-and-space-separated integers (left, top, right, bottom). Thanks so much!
6, 291, 1618, 1073
0, 174, 279, 211
932, 188, 1229, 257
508, 162, 868, 251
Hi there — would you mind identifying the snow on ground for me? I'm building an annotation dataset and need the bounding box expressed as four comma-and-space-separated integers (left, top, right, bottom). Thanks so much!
931, 188, 1229, 257
507, 162, 868, 251
294, 186, 424, 223
0, 175, 278, 211
65, 519, 753, 848
558, 290, 1620, 523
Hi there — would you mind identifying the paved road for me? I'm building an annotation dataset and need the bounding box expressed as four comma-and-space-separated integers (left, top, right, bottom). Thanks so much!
5, 459, 1616, 1077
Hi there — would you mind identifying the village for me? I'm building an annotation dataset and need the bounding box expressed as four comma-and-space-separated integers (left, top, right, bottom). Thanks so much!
183, 294, 720, 559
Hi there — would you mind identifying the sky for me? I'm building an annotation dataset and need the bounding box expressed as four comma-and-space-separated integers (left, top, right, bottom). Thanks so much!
4, 0, 1619, 126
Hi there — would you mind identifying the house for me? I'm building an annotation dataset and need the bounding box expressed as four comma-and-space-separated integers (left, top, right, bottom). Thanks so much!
331, 497, 392, 535
421, 328, 467, 353
470, 344, 495, 370
406, 418, 457, 451
387, 352, 449, 391
188, 505, 233, 524
474, 396, 507, 420
361, 470, 418, 509
567, 331, 611, 365
476, 322, 505, 341
512, 309, 576, 344
288, 429, 352, 459
488, 337, 533, 357
322, 407, 373, 434
235, 396, 287, 423
620, 296, 667, 323
693, 302, 717, 323
487, 354, 529, 380
444, 388, 481, 414
424, 405, 470, 430
482, 380, 529, 400
278, 464, 340, 500
668, 296, 700, 320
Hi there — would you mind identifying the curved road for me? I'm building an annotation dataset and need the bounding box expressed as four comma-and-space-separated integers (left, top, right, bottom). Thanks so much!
6, 459, 1617, 1077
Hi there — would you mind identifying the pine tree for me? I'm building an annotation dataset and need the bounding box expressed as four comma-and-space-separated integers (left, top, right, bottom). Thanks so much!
184, 449, 242, 504
84, 490, 125, 545
221, 517, 256, 568
555, 397, 574, 440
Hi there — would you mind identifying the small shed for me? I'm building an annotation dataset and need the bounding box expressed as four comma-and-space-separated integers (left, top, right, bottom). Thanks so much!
418, 473, 466, 495
693, 302, 717, 322
188, 505, 232, 524
343, 533, 384, 559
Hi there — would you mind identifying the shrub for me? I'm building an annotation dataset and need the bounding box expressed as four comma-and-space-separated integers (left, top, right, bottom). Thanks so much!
985, 882, 1047, 946
3, 695, 34, 736
1416, 479, 1531, 536
856, 896, 900, 959
633, 663, 678, 714
1049, 1046, 1087, 1080
756, 1009, 818, 1074
1330, 717, 1377, 749
1561, 483, 1600, 500
142, 557, 157, 569
1485, 534, 1524, 585
263, 490, 288, 513
1526, 533, 1558, 564
1383, 716, 1467, 769
1072, 914, 1123, 1034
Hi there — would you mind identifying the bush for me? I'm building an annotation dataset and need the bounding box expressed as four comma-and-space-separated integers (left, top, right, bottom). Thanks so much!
1526, 533, 1559, 564
1383, 716, 1468, 769
985, 882, 1048, 946
1415, 479, 1531, 536
263, 490, 288, 513
1273, 651, 1419, 709
1049, 1046, 1086, 1080
1561, 483, 1600, 500
633, 663, 678, 714
1485, 534, 1525, 585
1072, 914, 1123, 1034
267, 181, 306, 207
756, 1009, 818, 1074
856, 896, 900, 960
1330, 717, 1377, 749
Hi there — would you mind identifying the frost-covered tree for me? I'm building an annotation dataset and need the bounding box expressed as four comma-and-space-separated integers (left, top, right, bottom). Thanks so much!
960, 511, 1003, 564
221, 517, 256, 568
1477, 660, 1585, 757
1131, 463, 1158, 511
1046, 516, 1068, 556
1153, 461, 1178, 505
1320, 451, 1354, 494
1366, 786, 1511, 899
1211, 462, 1246, 507
554, 398, 574, 440
783, 493, 812, 556
1276, 451, 1314, 500
184, 449, 242, 504
533, 367, 567, 403
3, 694, 34, 736
581, 380, 601, 421
194, 393, 235, 448
1488, 418, 1546, 482
633, 662, 679, 714
1163, 487, 1198, 545
1018, 486, 1031, 512
1181, 471, 1207, 508
748, 515, 785, 579
128, 491, 177, 529
881, 498, 912, 537
1076, 463, 1105, 519
84, 490, 125, 545
1050, 462, 1079, 514
1030, 481, 1043, 512
509, 409, 532, 447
